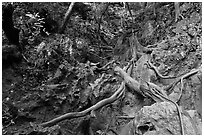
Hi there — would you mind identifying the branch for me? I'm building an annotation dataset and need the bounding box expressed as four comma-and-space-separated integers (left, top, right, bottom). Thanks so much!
59, 2, 75, 34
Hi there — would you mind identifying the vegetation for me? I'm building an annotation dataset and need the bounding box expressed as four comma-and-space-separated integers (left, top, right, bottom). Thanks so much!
2, 2, 202, 135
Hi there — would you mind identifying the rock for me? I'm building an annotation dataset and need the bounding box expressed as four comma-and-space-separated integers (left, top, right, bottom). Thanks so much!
120, 102, 201, 135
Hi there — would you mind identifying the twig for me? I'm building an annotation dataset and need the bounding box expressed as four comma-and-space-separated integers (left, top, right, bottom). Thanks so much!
117, 116, 135, 119
22, 53, 30, 63
94, 60, 115, 73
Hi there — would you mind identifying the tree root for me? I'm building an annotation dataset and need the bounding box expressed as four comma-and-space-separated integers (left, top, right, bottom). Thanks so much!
147, 60, 177, 79
40, 61, 133, 128
147, 59, 201, 102
39, 56, 201, 134
114, 65, 185, 135
114, 66, 142, 94
145, 82, 184, 135
40, 82, 125, 127
164, 67, 201, 101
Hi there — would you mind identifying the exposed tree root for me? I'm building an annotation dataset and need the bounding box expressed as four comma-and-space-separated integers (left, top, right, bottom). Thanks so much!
145, 81, 184, 135
40, 61, 133, 127
40, 82, 125, 127
147, 58, 201, 102
164, 67, 201, 90
39, 53, 201, 134
165, 67, 201, 101
114, 65, 185, 135
147, 60, 177, 79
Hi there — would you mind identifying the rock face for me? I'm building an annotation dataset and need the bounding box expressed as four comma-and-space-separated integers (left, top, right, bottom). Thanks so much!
120, 102, 202, 135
